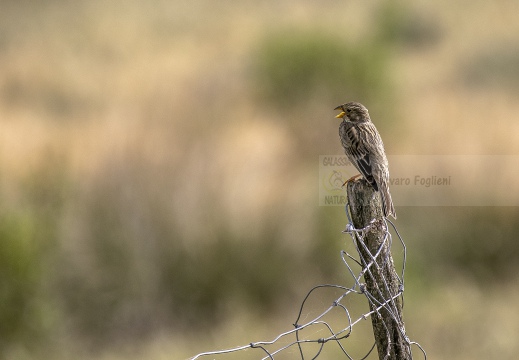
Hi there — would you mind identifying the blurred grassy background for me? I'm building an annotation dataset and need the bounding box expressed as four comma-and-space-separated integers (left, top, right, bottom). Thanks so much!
1, 0, 519, 359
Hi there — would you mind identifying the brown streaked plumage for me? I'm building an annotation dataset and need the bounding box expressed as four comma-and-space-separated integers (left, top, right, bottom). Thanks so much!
334, 102, 396, 219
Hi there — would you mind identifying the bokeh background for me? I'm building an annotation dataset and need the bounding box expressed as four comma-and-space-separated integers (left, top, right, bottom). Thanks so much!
1, 0, 519, 359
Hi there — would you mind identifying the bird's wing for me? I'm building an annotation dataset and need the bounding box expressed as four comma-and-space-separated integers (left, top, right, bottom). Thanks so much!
351, 152, 378, 191
342, 124, 378, 191
355, 154, 378, 191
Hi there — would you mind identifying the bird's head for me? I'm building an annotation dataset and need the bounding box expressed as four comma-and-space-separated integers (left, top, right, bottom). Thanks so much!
334, 102, 370, 122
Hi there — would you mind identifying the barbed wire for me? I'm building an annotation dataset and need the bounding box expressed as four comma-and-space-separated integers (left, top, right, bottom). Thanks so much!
188, 203, 426, 360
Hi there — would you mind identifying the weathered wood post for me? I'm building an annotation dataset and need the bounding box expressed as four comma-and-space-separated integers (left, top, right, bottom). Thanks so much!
346, 179, 412, 360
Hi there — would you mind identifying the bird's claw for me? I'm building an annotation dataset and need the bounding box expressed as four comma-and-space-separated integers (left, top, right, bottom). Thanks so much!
341, 174, 361, 187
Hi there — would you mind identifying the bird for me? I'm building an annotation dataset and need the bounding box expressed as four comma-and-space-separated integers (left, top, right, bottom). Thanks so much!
334, 102, 396, 219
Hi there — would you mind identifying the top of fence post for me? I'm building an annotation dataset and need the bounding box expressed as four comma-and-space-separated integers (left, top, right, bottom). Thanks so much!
346, 178, 412, 360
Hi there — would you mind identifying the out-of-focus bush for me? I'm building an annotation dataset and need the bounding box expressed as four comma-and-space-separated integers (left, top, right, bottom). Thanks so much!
52, 156, 304, 347
461, 43, 519, 91
254, 30, 390, 109
434, 208, 519, 281
397, 207, 519, 284
0, 154, 68, 353
374, 2, 442, 49
0, 213, 42, 348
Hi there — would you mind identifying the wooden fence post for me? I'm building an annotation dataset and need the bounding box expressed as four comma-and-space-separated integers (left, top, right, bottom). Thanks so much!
346, 179, 412, 360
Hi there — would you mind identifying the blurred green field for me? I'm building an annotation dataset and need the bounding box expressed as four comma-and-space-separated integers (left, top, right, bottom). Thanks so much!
1, 1, 519, 359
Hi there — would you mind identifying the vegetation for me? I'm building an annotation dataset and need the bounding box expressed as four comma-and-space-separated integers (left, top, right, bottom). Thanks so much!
255, 30, 390, 108
0, 1, 518, 359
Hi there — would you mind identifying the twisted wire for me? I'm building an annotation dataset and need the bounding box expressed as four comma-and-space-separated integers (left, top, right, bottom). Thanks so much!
188, 204, 426, 360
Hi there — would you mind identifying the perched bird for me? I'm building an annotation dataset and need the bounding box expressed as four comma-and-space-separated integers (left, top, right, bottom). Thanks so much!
334, 102, 396, 219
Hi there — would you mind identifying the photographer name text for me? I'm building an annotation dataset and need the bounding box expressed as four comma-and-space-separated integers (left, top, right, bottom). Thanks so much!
390, 175, 451, 187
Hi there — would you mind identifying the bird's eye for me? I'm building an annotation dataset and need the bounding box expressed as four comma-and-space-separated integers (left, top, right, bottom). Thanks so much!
346, 109, 351, 113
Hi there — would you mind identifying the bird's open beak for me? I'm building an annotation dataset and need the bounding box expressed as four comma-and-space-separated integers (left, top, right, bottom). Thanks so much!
334, 105, 345, 118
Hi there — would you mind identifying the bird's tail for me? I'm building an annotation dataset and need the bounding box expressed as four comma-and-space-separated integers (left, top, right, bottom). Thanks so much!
379, 182, 396, 219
